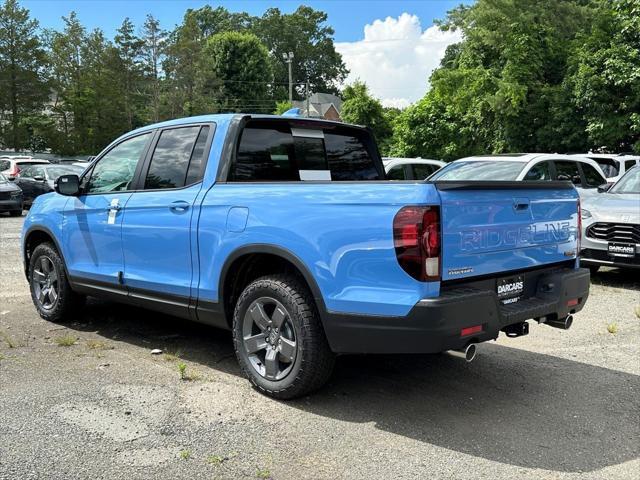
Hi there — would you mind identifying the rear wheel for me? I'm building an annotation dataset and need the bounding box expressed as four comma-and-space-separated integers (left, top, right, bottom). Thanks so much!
233, 274, 335, 399
28, 242, 84, 322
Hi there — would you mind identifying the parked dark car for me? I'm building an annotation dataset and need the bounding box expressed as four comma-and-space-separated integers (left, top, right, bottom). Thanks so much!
15, 164, 84, 207
0, 173, 23, 216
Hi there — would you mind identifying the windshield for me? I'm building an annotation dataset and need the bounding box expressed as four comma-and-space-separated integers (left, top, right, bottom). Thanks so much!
589, 157, 619, 178
610, 167, 640, 194
429, 161, 525, 181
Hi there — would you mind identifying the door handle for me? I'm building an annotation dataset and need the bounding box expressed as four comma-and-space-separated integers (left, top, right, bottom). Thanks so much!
106, 204, 121, 211
169, 201, 190, 213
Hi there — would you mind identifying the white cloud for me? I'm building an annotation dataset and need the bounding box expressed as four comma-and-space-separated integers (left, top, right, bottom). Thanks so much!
335, 13, 462, 108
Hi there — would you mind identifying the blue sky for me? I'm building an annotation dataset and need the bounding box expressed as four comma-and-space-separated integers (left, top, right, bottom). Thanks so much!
22, 0, 468, 42
22, 1, 472, 106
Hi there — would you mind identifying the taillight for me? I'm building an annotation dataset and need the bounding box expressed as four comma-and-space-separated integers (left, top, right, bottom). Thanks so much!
8, 164, 19, 177
577, 199, 582, 252
393, 206, 441, 281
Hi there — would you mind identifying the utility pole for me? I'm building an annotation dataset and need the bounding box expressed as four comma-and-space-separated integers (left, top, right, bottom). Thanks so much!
282, 52, 294, 104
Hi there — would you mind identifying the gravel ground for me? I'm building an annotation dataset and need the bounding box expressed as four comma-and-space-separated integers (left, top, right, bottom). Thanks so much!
1, 213, 639, 480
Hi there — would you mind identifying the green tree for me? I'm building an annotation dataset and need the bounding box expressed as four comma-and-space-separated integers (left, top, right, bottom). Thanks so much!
341, 81, 391, 148
253, 6, 348, 98
0, 0, 49, 150
141, 15, 166, 123
114, 18, 144, 130
569, 0, 640, 152
199, 31, 272, 113
273, 100, 292, 115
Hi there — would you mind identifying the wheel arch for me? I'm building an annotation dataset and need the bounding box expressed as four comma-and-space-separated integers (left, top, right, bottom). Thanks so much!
219, 244, 327, 328
23, 226, 67, 280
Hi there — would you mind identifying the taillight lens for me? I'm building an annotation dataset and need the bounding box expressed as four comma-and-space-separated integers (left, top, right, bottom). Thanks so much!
8, 164, 19, 177
393, 206, 441, 281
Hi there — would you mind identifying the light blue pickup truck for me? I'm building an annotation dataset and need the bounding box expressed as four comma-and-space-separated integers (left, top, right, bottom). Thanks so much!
21, 114, 590, 398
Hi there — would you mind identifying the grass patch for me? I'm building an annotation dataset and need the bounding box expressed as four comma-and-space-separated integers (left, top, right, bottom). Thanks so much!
207, 455, 225, 466
256, 468, 272, 479
607, 323, 619, 334
55, 335, 77, 347
86, 340, 111, 350
177, 362, 200, 381
0, 329, 16, 348
0, 353, 5, 361
164, 351, 181, 362
179, 449, 191, 460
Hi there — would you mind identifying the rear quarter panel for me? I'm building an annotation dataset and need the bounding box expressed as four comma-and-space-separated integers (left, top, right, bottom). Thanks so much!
197, 182, 441, 316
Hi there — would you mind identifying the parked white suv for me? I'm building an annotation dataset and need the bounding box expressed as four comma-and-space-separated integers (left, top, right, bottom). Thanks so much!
0, 156, 50, 180
383, 157, 446, 180
430, 153, 607, 197
569, 153, 640, 183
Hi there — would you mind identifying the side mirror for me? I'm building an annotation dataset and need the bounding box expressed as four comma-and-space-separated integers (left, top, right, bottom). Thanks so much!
597, 182, 613, 193
33, 175, 45, 182
55, 174, 80, 196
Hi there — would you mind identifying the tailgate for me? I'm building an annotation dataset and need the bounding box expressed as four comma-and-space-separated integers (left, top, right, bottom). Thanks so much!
435, 181, 579, 281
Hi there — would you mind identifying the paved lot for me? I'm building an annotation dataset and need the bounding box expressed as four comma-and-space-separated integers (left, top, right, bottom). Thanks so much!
1, 213, 639, 480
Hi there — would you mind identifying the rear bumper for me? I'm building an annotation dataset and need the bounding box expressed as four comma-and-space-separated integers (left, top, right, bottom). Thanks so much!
581, 248, 640, 269
322, 267, 590, 354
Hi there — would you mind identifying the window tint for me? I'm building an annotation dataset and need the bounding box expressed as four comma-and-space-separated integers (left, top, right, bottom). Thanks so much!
386, 165, 406, 180
86, 133, 151, 194
233, 125, 296, 181
590, 157, 618, 177
524, 161, 552, 180
184, 126, 210, 186
554, 161, 581, 185
430, 161, 525, 181
581, 163, 606, 187
625, 160, 637, 171
412, 164, 437, 179
324, 132, 380, 180
294, 136, 327, 171
145, 126, 200, 189
0, 160, 10, 170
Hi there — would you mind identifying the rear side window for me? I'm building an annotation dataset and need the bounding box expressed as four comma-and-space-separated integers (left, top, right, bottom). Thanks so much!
625, 160, 637, 171
412, 164, 437, 179
581, 163, 606, 187
0, 160, 10, 170
590, 157, 618, 177
231, 122, 381, 181
145, 126, 210, 190
386, 165, 406, 180
524, 161, 552, 180
554, 161, 581, 185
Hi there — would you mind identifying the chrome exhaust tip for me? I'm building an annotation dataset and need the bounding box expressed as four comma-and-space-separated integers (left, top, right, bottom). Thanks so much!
546, 315, 573, 330
448, 343, 477, 362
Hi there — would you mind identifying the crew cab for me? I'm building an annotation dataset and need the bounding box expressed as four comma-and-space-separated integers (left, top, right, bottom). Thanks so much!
21, 114, 590, 398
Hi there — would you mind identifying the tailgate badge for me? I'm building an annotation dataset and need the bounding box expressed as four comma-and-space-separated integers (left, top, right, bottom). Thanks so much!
448, 267, 474, 276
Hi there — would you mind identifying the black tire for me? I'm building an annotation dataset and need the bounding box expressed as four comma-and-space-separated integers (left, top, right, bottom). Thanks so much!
588, 265, 600, 275
232, 274, 335, 399
9, 210, 22, 217
28, 242, 85, 322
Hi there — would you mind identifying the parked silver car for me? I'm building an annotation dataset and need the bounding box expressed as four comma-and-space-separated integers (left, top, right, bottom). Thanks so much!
580, 166, 640, 272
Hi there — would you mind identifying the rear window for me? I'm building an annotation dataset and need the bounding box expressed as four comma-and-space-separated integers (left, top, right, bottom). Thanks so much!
430, 161, 525, 181
231, 121, 381, 182
17, 161, 47, 166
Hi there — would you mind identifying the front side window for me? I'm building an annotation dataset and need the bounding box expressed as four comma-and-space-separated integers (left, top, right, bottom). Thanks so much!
581, 163, 606, 188
524, 161, 552, 180
430, 161, 525, 181
554, 161, 581, 185
86, 133, 151, 194
144, 126, 208, 190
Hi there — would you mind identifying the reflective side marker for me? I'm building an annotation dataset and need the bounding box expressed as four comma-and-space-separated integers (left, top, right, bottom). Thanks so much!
461, 325, 483, 337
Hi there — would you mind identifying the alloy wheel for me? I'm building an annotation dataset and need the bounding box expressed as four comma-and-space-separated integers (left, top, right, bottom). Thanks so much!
32, 256, 59, 310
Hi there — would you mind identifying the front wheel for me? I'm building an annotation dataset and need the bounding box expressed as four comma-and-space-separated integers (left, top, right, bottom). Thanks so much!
233, 274, 335, 399
28, 242, 84, 322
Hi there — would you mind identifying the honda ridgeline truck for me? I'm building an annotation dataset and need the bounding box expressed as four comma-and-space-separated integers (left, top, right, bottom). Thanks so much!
21, 114, 590, 398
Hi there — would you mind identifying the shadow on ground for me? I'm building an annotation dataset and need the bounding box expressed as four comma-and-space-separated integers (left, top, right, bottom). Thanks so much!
590, 267, 640, 291
62, 297, 640, 474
